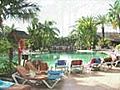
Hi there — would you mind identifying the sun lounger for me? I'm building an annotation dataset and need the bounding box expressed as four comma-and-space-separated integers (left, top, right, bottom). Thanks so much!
114, 60, 120, 67
95, 57, 120, 71
12, 66, 64, 89
99, 57, 115, 71
55, 60, 69, 74
89, 58, 101, 71
70, 60, 84, 73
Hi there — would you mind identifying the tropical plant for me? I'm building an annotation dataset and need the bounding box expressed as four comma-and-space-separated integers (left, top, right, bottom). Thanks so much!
71, 16, 98, 49
28, 18, 59, 51
98, 38, 111, 48
115, 44, 120, 51
0, 37, 17, 75
0, 0, 39, 26
0, 0, 40, 73
96, 15, 107, 47
0, 24, 17, 57
0, 38, 11, 54
0, 59, 17, 75
0, 25, 19, 75
108, 0, 120, 31
53, 36, 76, 47
6, 25, 18, 46
42, 21, 60, 50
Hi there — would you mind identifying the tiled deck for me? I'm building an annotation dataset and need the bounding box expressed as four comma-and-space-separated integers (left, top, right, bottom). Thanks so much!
31, 67, 120, 90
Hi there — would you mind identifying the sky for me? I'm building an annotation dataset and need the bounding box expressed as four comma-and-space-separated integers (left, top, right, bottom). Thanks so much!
4, 0, 115, 37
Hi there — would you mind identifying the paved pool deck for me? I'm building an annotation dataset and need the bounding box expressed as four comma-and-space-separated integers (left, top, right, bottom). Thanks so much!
31, 67, 120, 90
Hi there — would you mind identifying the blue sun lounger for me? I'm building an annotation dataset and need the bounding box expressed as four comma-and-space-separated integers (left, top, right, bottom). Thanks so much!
55, 60, 69, 74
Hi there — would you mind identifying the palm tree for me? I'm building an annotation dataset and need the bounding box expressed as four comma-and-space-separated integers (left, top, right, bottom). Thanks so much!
96, 15, 107, 46
0, 0, 40, 34
0, 0, 40, 23
71, 16, 97, 49
0, 24, 17, 53
108, 0, 120, 32
28, 18, 59, 51
27, 18, 42, 50
42, 21, 60, 50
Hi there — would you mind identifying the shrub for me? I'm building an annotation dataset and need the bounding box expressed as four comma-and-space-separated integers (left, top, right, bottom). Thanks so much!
115, 44, 120, 51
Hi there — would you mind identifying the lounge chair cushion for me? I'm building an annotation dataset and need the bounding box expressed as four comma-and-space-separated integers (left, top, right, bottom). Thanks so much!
104, 57, 112, 62
90, 58, 96, 64
71, 60, 82, 65
48, 70, 64, 75
0, 80, 14, 89
48, 75, 62, 80
95, 58, 101, 64
57, 60, 66, 65
47, 70, 64, 80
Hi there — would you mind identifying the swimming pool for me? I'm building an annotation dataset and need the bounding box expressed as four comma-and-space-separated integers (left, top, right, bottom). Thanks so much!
30, 51, 108, 67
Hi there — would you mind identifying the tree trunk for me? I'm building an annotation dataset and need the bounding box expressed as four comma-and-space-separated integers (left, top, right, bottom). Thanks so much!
8, 48, 13, 69
117, 14, 120, 33
0, 17, 3, 27
102, 24, 105, 47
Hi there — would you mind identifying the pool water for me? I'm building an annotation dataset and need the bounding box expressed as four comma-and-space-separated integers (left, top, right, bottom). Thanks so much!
0, 51, 108, 68
30, 51, 108, 67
